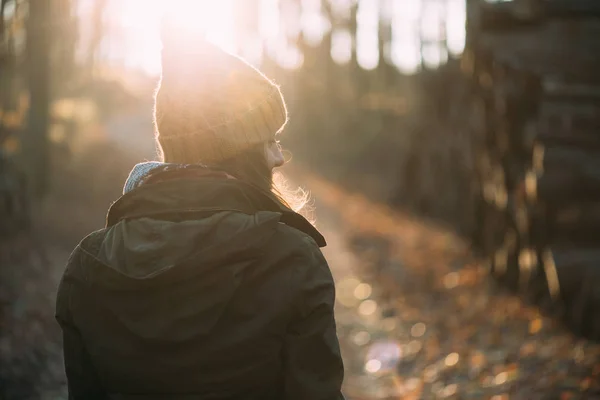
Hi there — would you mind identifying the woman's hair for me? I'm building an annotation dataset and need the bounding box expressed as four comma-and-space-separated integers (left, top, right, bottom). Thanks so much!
157, 129, 311, 217
215, 144, 311, 217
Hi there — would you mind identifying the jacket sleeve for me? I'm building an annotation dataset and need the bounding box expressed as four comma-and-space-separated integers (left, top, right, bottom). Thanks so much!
55, 276, 107, 400
283, 238, 345, 400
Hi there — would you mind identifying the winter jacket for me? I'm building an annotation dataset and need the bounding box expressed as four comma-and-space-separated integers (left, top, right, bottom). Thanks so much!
55, 167, 345, 400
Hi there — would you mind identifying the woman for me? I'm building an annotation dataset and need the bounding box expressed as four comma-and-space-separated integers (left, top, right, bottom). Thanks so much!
55, 37, 345, 399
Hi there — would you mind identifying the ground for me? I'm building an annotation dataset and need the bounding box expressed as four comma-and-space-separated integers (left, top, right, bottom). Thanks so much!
300, 170, 600, 399
1, 136, 599, 399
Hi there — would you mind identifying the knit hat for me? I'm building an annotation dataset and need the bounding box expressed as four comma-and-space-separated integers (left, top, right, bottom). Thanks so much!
154, 34, 288, 164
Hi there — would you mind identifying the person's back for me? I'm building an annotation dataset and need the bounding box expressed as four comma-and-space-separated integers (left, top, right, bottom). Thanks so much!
55, 35, 344, 400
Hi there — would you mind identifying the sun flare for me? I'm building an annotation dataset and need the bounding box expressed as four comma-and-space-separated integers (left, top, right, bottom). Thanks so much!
103, 0, 236, 75
91, 0, 466, 76
160, 0, 236, 50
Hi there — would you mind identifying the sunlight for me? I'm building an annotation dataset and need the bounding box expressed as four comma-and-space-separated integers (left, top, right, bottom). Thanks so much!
85, 0, 467, 75
301, 0, 331, 47
163, 0, 236, 51
356, 0, 379, 70
331, 29, 353, 65
391, 0, 422, 74
447, 0, 467, 55
100, 0, 236, 75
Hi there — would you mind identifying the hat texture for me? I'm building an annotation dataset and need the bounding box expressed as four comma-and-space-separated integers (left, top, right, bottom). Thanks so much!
154, 37, 287, 164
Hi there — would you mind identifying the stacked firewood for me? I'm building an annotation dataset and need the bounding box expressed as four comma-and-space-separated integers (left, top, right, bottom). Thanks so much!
468, 0, 600, 339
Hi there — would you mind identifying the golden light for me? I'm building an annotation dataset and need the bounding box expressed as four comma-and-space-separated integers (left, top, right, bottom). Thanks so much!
102, 0, 237, 75
91, 0, 467, 75
161, 0, 236, 50
358, 299, 378, 316
364, 359, 382, 374
444, 352, 459, 367
410, 322, 426, 337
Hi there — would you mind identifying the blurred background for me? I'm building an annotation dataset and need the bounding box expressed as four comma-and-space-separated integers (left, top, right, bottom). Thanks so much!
1, 0, 600, 398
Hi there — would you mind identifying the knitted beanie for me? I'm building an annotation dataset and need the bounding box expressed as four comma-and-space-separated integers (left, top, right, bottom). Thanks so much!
154, 35, 288, 164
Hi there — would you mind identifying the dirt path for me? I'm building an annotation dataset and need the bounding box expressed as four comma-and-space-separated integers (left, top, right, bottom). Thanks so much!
296, 169, 600, 399
0, 241, 70, 399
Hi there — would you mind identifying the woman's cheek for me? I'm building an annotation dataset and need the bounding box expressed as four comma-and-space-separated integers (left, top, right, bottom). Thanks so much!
266, 143, 285, 169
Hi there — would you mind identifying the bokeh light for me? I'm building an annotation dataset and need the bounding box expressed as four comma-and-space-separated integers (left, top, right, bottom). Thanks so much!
77, 0, 466, 76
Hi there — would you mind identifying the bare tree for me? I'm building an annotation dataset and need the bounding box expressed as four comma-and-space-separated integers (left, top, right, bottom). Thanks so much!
23, 0, 52, 196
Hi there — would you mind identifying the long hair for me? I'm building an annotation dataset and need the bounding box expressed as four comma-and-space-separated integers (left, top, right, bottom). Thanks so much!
158, 142, 311, 216
215, 144, 311, 217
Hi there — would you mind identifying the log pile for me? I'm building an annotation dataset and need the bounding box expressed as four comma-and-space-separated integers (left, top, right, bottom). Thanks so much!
468, 0, 600, 340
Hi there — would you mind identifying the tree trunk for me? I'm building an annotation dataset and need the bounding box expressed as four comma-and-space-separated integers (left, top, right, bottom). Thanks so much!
23, 0, 52, 197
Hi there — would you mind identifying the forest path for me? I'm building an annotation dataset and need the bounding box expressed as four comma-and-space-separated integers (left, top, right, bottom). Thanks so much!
290, 168, 600, 399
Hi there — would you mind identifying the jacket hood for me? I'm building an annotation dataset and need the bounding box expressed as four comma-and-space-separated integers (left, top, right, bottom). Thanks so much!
69, 172, 324, 342
108, 166, 324, 247
96, 210, 281, 288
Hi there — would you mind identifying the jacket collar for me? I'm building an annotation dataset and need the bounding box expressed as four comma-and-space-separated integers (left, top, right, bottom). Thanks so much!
106, 172, 326, 247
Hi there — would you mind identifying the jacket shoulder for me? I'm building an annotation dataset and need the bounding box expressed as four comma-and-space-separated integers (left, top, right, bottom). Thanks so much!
78, 229, 108, 254
270, 221, 332, 284
56, 228, 107, 320
62, 228, 108, 281
272, 221, 322, 256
